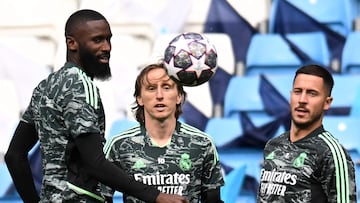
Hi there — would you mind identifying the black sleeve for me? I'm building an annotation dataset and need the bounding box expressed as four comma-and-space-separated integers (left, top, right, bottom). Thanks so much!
75, 133, 160, 202
4, 121, 40, 203
201, 188, 224, 203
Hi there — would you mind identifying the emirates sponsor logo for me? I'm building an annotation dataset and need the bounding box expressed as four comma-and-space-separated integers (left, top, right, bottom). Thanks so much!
134, 172, 191, 195
259, 169, 298, 196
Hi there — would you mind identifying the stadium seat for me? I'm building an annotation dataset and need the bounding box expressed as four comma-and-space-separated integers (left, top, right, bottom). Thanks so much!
221, 164, 247, 203
265, 74, 293, 101
224, 75, 276, 126
218, 148, 264, 187
286, 32, 330, 66
204, 117, 243, 147
269, 0, 354, 36
341, 31, 360, 74
245, 32, 330, 76
330, 75, 360, 115
322, 116, 360, 152
112, 191, 124, 203
224, 75, 262, 118
246, 33, 301, 76
350, 87, 360, 117
288, 0, 353, 36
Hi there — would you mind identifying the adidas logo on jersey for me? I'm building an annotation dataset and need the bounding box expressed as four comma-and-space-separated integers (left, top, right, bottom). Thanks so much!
132, 159, 146, 169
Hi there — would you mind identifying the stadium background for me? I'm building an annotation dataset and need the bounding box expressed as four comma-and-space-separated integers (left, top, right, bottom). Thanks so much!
1, 0, 360, 202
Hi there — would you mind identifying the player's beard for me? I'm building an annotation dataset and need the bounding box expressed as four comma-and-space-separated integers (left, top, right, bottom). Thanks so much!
292, 111, 322, 130
79, 47, 112, 81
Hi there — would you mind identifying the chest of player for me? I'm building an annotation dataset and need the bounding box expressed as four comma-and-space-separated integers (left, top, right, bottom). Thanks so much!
120, 143, 205, 175
261, 143, 322, 187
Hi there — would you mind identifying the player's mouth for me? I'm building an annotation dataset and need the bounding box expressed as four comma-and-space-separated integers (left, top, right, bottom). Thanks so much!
294, 107, 308, 116
154, 104, 166, 111
99, 54, 110, 63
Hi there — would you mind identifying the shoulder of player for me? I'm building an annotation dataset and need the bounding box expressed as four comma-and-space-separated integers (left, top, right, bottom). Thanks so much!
316, 131, 350, 156
105, 125, 141, 147
265, 132, 288, 146
41, 66, 87, 90
178, 122, 213, 142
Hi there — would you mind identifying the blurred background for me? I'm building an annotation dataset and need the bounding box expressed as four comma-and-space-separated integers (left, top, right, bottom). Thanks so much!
1, 0, 360, 202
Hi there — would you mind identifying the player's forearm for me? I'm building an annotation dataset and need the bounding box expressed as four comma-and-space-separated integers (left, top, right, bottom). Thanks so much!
5, 152, 40, 202
88, 159, 160, 202
76, 133, 160, 202
5, 121, 40, 202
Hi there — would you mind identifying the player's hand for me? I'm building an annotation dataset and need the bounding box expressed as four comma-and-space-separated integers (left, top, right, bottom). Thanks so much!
155, 193, 189, 203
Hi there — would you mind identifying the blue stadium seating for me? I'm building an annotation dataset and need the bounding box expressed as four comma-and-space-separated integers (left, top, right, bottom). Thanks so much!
245, 32, 329, 76
218, 148, 263, 202
221, 164, 247, 203
112, 191, 124, 203
269, 0, 354, 36
330, 75, 360, 114
267, 0, 347, 66
246, 33, 301, 76
322, 116, 360, 152
265, 74, 293, 101
341, 31, 360, 74
223, 75, 291, 127
287, 0, 353, 36
286, 32, 330, 66
223, 75, 266, 121
350, 87, 360, 117
204, 117, 243, 148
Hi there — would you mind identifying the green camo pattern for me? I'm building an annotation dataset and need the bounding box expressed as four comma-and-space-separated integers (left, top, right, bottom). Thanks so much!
22, 62, 106, 202
102, 122, 224, 203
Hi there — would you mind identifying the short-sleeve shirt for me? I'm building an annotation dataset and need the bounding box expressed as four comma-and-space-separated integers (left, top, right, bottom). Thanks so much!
257, 126, 357, 203
22, 62, 106, 202
103, 122, 224, 203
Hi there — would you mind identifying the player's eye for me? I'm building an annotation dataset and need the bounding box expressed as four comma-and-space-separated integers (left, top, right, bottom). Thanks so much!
146, 86, 155, 91
292, 89, 302, 95
308, 91, 318, 97
93, 37, 102, 43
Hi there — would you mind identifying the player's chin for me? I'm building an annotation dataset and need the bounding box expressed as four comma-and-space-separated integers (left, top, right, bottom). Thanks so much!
153, 111, 172, 119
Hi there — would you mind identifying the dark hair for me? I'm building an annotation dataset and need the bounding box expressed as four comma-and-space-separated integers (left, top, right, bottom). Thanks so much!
132, 62, 187, 125
65, 9, 107, 36
294, 64, 334, 96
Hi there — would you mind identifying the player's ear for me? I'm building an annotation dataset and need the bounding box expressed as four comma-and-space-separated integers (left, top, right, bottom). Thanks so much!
176, 93, 183, 105
323, 96, 333, 110
66, 36, 78, 51
137, 96, 144, 106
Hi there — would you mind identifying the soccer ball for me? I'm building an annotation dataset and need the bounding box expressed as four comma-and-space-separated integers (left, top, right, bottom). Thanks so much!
164, 32, 218, 86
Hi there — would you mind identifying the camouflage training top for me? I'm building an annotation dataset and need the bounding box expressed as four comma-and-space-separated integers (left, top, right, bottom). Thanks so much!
22, 62, 106, 202
103, 122, 224, 203
257, 126, 357, 203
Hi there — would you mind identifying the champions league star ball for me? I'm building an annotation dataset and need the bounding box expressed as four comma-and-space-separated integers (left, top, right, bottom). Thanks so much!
164, 32, 218, 86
